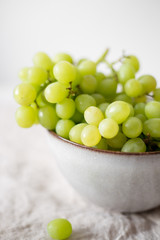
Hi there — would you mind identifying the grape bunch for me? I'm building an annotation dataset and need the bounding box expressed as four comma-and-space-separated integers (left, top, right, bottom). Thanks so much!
14, 50, 160, 153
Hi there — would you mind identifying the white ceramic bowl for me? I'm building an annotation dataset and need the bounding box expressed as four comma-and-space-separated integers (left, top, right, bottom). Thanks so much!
48, 131, 160, 213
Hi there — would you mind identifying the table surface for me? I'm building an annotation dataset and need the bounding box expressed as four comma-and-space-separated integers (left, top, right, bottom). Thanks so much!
0, 88, 160, 240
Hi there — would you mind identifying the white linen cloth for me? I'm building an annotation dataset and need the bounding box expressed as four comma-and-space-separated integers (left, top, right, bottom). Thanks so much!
0, 90, 160, 240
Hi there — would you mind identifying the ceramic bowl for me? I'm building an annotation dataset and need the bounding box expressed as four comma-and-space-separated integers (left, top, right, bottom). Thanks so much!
48, 131, 160, 213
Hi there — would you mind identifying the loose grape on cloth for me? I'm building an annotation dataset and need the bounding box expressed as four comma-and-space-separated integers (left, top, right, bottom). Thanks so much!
0, 96, 160, 240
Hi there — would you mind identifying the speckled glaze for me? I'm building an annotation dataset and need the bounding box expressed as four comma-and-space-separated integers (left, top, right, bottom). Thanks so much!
48, 131, 160, 213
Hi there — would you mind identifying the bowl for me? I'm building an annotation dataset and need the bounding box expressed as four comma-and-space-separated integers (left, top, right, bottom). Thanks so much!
48, 131, 160, 213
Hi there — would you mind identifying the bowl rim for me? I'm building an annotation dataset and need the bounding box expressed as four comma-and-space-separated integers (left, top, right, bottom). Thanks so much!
49, 130, 160, 156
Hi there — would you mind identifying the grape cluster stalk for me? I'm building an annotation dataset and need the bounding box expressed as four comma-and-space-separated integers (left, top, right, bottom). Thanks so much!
14, 50, 160, 152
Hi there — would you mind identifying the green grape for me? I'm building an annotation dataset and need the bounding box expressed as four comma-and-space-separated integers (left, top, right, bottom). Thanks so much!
145, 101, 160, 119
71, 110, 83, 123
105, 101, 130, 124
117, 63, 135, 84
53, 53, 73, 63
84, 106, 104, 126
75, 94, 96, 113
72, 69, 82, 89
30, 102, 39, 124
97, 78, 117, 98
78, 60, 96, 76
18, 67, 29, 81
135, 114, 147, 123
14, 83, 36, 106
47, 218, 72, 240
81, 125, 101, 147
69, 123, 87, 144
123, 55, 140, 72
143, 118, 160, 138
33, 52, 53, 70
44, 82, 69, 103
128, 104, 134, 117
53, 61, 76, 84
80, 75, 97, 94
154, 88, 160, 101
36, 90, 49, 107
98, 102, 110, 114
121, 138, 146, 153
56, 119, 75, 139
106, 131, 127, 149
94, 137, 108, 150
99, 118, 119, 139
15, 106, 36, 128
122, 117, 142, 138
134, 102, 146, 115
124, 79, 143, 97
114, 93, 132, 104
91, 93, 105, 105
94, 72, 106, 83
28, 66, 48, 85
38, 105, 59, 130
56, 98, 75, 119
138, 75, 157, 93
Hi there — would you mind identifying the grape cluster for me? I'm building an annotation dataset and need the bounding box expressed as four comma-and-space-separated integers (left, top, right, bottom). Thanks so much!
14, 50, 160, 152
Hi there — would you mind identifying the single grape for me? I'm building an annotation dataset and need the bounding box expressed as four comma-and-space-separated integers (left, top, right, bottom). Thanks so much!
72, 69, 82, 89
75, 94, 96, 113
80, 75, 97, 94
123, 55, 140, 72
53, 53, 73, 63
124, 79, 143, 97
28, 66, 48, 85
145, 101, 160, 119
97, 78, 117, 98
36, 90, 49, 107
114, 93, 132, 104
117, 63, 135, 84
134, 102, 146, 115
143, 118, 160, 138
99, 118, 119, 139
135, 114, 147, 123
122, 117, 142, 138
56, 119, 75, 139
38, 105, 59, 130
153, 88, 160, 101
84, 106, 104, 126
15, 106, 36, 128
91, 93, 105, 105
98, 102, 110, 114
105, 101, 130, 124
33, 52, 53, 70
69, 123, 87, 144
44, 82, 69, 103
18, 67, 29, 81
121, 138, 146, 153
94, 72, 106, 82
56, 98, 75, 119
78, 60, 96, 76
106, 131, 127, 149
81, 125, 101, 147
47, 218, 72, 240
94, 137, 108, 150
14, 83, 36, 106
71, 110, 83, 123
138, 75, 157, 93
53, 61, 76, 84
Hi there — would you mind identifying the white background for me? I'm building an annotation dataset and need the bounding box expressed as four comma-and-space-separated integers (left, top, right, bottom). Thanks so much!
0, 0, 160, 88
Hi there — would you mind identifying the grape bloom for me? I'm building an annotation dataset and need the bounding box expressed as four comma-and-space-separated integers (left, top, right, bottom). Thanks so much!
14, 50, 160, 152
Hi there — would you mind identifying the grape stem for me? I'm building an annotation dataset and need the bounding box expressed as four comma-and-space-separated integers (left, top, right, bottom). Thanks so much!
96, 49, 109, 65
103, 60, 118, 82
